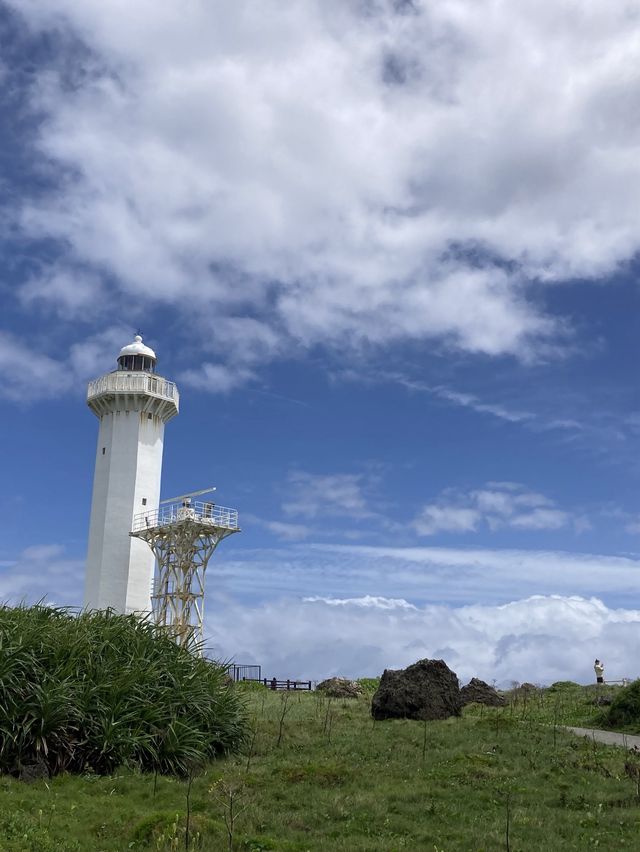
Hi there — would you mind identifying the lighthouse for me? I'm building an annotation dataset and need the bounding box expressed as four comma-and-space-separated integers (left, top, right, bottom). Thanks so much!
84, 335, 179, 614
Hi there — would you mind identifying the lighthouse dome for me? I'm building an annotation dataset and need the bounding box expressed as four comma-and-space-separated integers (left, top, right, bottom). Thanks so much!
117, 335, 157, 372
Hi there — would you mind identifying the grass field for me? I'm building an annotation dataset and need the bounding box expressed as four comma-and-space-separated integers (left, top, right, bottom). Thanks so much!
2, 681, 640, 851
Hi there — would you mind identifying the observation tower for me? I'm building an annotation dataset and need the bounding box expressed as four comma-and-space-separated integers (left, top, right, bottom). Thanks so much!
130, 487, 240, 648
84, 335, 179, 614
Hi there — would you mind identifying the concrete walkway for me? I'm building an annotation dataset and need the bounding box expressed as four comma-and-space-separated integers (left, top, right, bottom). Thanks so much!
563, 726, 640, 750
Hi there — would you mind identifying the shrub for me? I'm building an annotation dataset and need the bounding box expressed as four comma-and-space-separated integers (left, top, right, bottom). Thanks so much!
356, 678, 380, 694
547, 681, 581, 692
605, 679, 640, 727
0, 604, 247, 778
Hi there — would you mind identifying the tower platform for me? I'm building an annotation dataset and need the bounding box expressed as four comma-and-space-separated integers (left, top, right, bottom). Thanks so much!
130, 499, 240, 648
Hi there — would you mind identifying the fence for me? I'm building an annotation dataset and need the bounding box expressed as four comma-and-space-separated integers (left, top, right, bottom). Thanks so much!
230, 664, 262, 682
249, 677, 312, 691
132, 501, 239, 533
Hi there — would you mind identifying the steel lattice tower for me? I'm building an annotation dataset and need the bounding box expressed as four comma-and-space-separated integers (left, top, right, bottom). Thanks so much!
130, 496, 240, 648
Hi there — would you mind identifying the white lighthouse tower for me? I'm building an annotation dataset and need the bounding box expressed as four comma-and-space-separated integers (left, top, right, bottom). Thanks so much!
84, 335, 179, 614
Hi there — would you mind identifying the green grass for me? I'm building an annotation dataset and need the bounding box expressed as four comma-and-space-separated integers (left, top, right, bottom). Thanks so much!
3, 685, 640, 850
463, 681, 622, 730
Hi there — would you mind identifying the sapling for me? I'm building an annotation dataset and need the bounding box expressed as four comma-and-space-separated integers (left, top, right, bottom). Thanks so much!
322, 697, 333, 735
326, 710, 334, 743
210, 779, 248, 852
504, 790, 512, 852
185, 771, 194, 851
276, 692, 291, 748
245, 723, 259, 774
421, 717, 428, 762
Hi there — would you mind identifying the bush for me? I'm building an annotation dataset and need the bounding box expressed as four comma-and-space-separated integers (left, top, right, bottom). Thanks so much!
356, 678, 380, 694
605, 679, 640, 727
0, 604, 247, 778
547, 681, 581, 692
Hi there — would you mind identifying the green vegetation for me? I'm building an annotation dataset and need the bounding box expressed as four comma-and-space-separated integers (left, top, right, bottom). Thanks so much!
355, 677, 380, 694
0, 605, 247, 778
606, 680, 640, 729
464, 680, 621, 730
3, 683, 640, 849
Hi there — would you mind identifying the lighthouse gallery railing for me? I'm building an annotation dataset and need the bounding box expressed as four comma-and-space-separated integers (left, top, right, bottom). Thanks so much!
87, 373, 179, 404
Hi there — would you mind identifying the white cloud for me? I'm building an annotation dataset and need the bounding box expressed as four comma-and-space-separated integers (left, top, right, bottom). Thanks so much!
258, 519, 313, 542
19, 266, 106, 319
282, 471, 376, 520
179, 363, 256, 394
0, 325, 134, 402
68, 325, 136, 381
423, 385, 534, 425
413, 504, 481, 535
304, 594, 418, 611
8, 0, 640, 380
205, 592, 640, 686
384, 375, 593, 438
413, 482, 580, 535
0, 332, 73, 402
196, 541, 640, 614
0, 544, 84, 606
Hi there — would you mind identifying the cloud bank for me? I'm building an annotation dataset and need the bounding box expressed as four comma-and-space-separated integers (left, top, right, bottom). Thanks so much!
206, 592, 640, 687
3, 540, 640, 685
6, 0, 640, 393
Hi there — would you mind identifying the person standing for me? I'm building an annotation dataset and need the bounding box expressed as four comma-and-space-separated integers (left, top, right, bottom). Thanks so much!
594, 659, 604, 684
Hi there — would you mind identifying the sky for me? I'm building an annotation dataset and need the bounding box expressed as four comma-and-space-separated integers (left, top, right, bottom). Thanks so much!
2, 0, 640, 687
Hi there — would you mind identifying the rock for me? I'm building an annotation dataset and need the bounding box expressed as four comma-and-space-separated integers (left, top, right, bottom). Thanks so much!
371, 659, 462, 721
460, 678, 507, 707
316, 677, 362, 698
17, 758, 49, 783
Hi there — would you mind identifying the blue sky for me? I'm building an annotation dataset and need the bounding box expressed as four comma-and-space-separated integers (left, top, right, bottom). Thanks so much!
2, 0, 640, 685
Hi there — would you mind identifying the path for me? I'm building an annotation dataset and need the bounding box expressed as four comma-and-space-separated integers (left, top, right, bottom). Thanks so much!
563, 726, 640, 750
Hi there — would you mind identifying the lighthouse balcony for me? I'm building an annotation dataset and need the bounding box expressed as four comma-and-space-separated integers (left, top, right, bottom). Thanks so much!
87, 372, 180, 420
131, 501, 240, 533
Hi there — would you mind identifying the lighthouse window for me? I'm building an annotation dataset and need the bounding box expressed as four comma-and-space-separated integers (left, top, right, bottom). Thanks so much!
142, 498, 147, 506
102, 447, 106, 455
148, 413, 153, 420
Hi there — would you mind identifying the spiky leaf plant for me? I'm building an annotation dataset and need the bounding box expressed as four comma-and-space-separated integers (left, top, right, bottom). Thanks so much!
0, 604, 246, 778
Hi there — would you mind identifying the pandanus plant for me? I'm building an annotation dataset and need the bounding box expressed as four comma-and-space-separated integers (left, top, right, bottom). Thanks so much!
0, 604, 247, 778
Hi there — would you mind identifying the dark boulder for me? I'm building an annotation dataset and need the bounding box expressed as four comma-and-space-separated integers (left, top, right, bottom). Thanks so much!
460, 678, 507, 707
316, 677, 362, 698
371, 658, 462, 721
17, 758, 49, 783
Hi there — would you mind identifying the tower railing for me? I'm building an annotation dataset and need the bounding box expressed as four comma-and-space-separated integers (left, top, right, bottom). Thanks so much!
87, 372, 179, 404
132, 501, 239, 532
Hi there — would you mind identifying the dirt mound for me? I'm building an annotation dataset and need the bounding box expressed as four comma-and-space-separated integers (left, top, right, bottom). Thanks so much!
316, 677, 363, 698
460, 678, 506, 707
371, 659, 461, 721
